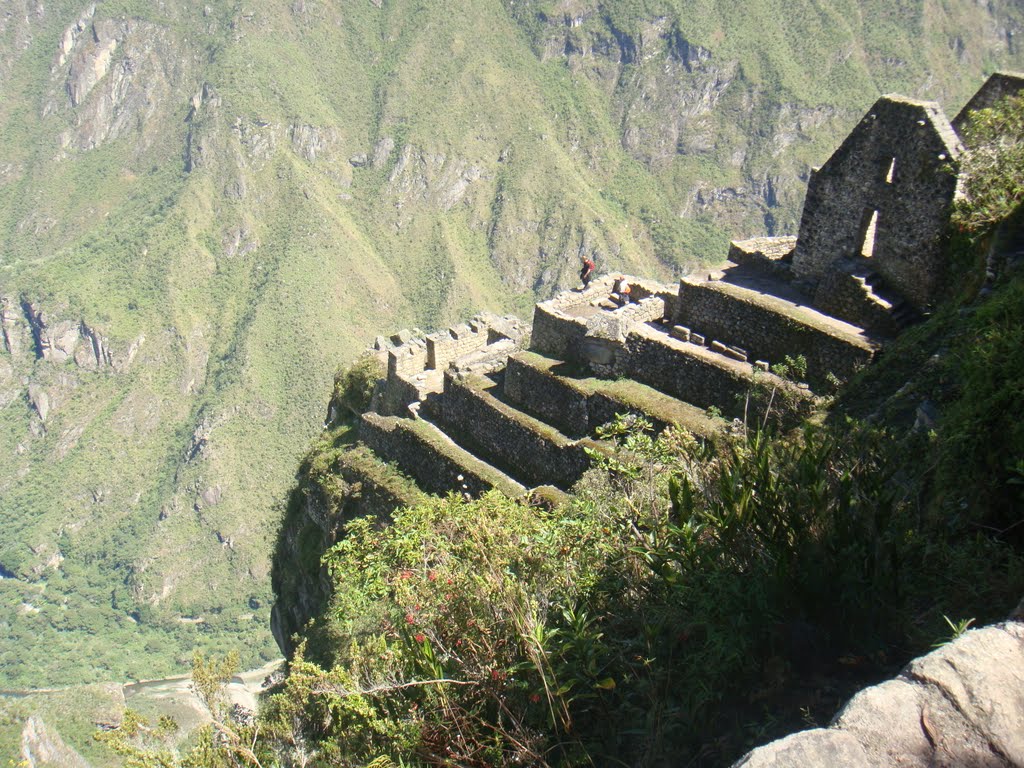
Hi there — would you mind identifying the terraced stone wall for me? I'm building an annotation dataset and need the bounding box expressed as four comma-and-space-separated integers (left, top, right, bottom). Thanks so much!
359, 413, 496, 498
675, 279, 875, 388
433, 372, 591, 490
503, 355, 591, 437
623, 329, 813, 427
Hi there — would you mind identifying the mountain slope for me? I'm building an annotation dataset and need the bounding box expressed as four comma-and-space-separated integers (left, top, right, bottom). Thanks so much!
0, 0, 1021, 686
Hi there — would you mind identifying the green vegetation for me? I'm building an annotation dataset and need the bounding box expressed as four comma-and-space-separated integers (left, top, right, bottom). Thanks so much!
0, 0, 1020, 752
198, 93, 1024, 766
953, 93, 1024, 236
330, 356, 387, 422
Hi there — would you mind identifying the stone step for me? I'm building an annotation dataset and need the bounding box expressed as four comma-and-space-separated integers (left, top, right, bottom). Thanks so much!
428, 370, 601, 491
359, 412, 525, 499
502, 350, 725, 440
624, 323, 815, 428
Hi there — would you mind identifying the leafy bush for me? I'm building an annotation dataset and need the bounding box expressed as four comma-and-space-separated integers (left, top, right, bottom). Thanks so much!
953, 93, 1024, 237
263, 492, 610, 766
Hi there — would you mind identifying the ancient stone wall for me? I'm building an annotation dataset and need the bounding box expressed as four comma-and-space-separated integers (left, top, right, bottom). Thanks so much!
727, 236, 796, 277
792, 96, 962, 311
622, 326, 813, 427
379, 315, 525, 416
425, 319, 490, 370
431, 372, 591, 490
359, 413, 504, 498
503, 355, 592, 437
530, 301, 591, 360
674, 279, 874, 389
503, 352, 713, 438
531, 277, 675, 363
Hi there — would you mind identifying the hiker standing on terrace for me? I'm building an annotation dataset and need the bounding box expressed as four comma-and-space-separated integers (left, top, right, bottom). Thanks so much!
579, 255, 596, 290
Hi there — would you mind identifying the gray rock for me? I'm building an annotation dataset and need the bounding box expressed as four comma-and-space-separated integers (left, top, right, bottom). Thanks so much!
20, 715, 91, 768
734, 621, 1024, 768
670, 325, 691, 342
733, 729, 870, 768
27, 384, 50, 422
372, 135, 395, 168
906, 624, 1024, 765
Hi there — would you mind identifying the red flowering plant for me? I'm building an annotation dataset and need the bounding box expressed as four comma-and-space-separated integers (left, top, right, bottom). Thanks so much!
300, 491, 611, 766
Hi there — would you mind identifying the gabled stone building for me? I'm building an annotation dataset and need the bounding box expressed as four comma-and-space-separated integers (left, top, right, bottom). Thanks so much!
792, 96, 963, 316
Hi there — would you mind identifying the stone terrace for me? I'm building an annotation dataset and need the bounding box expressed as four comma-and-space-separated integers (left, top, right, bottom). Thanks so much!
335, 262, 883, 507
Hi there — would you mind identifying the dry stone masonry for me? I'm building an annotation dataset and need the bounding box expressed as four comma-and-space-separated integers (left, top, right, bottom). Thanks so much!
320, 70, 1024, 534
275, 72, 1024, 755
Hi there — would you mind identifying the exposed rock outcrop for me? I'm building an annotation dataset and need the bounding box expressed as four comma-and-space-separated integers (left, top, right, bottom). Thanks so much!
55, 14, 191, 152
733, 619, 1024, 768
20, 715, 91, 768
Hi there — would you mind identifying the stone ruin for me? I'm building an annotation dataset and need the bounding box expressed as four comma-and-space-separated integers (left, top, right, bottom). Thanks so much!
273, 78, 1024, 748
300, 70, 1024, 529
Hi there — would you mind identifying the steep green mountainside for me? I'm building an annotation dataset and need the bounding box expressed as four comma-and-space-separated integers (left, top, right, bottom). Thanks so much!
0, 0, 1021, 688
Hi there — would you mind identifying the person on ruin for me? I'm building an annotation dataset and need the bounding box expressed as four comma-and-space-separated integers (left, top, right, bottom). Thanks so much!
611, 276, 632, 305
579, 255, 596, 289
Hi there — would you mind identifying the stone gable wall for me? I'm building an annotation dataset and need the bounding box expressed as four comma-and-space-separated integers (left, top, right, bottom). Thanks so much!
952, 71, 1024, 139
674, 279, 875, 389
792, 96, 962, 311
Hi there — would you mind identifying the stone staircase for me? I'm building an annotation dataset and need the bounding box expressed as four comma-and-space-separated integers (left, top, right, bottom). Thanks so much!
812, 259, 923, 337
858, 269, 922, 331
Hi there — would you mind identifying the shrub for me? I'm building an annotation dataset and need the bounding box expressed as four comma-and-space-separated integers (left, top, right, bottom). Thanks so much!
953, 93, 1024, 237
329, 355, 385, 422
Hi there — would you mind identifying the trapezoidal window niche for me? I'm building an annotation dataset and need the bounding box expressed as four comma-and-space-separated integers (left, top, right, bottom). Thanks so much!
860, 209, 879, 258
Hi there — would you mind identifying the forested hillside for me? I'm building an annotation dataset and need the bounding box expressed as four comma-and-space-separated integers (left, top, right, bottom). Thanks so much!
0, 0, 1021, 689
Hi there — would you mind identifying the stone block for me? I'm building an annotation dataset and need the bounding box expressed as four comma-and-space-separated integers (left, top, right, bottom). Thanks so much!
755, 360, 770, 372
710, 340, 728, 354
670, 325, 691, 342
390, 328, 412, 345
450, 323, 471, 340
691, 333, 705, 345
723, 347, 748, 362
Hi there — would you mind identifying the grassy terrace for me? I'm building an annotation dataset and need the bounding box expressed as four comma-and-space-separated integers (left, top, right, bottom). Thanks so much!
701, 279, 875, 347
511, 350, 727, 439
402, 417, 527, 499
460, 373, 579, 447
336, 444, 427, 511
